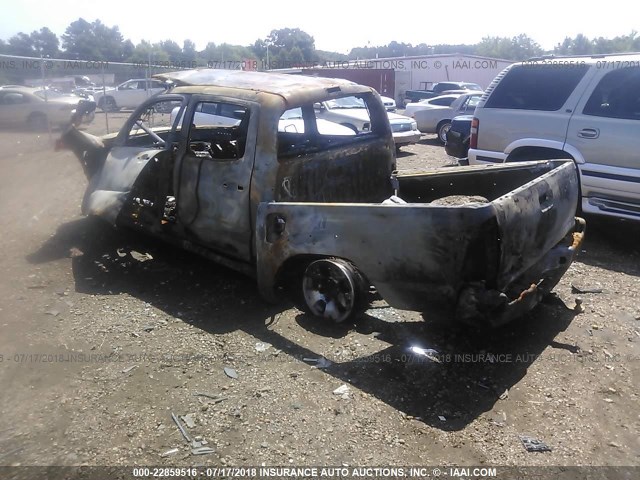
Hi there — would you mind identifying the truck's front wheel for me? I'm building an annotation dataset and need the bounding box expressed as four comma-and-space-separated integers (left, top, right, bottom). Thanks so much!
300, 258, 367, 323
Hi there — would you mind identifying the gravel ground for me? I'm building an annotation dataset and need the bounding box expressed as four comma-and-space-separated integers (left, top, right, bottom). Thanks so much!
0, 113, 638, 472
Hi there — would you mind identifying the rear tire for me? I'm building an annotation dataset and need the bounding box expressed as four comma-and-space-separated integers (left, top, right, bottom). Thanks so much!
99, 96, 118, 112
300, 258, 368, 323
27, 112, 48, 131
437, 121, 451, 144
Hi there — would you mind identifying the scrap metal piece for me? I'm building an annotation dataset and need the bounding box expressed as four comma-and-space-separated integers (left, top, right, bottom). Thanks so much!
224, 367, 238, 379
130, 251, 153, 262
191, 446, 215, 455
193, 392, 227, 404
160, 448, 179, 458
333, 384, 350, 396
408, 346, 441, 363
303, 357, 333, 369
255, 342, 271, 352
519, 435, 552, 452
571, 284, 603, 294
180, 414, 196, 429
193, 392, 221, 400
171, 412, 193, 443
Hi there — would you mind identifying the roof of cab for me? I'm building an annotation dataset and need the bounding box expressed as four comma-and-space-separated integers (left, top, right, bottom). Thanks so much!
154, 69, 370, 102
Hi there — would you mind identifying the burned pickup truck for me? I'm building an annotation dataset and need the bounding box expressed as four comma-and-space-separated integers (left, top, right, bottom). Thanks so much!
59, 69, 585, 327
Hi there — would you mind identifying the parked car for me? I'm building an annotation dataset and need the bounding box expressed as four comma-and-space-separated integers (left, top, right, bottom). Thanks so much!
445, 115, 473, 160
380, 95, 397, 112
414, 92, 482, 143
171, 104, 355, 136
279, 107, 357, 135
0, 86, 95, 130
404, 81, 482, 105
92, 78, 168, 112
57, 68, 584, 326
404, 94, 460, 117
469, 54, 640, 221
314, 96, 421, 149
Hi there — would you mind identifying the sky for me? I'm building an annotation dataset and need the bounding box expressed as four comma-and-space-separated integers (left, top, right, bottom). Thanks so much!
1, 0, 638, 54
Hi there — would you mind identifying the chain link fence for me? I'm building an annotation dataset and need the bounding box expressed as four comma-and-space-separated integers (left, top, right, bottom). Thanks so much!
0, 54, 259, 135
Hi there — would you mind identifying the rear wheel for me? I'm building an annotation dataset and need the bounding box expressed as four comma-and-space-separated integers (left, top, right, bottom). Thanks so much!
437, 121, 452, 144
300, 258, 367, 323
27, 112, 48, 131
98, 96, 118, 112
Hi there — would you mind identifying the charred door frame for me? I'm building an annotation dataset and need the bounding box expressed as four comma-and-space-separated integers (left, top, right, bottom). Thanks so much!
173, 94, 259, 261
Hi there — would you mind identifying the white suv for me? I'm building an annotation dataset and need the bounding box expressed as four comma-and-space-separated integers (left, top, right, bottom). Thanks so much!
469, 54, 640, 221
93, 79, 168, 112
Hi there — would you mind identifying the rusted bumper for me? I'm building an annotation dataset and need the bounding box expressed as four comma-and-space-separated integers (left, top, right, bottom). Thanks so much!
456, 217, 586, 327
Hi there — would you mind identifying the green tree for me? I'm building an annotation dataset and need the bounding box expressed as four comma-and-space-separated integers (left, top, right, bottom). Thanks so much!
509, 34, 543, 59
30, 27, 59, 57
7, 32, 34, 56
283, 45, 304, 65
475, 35, 542, 60
127, 40, 169, 64
432, 44, 475, 55
217, 43, 253, 62
182, 39, 197, 64
556, 32, 640, 55
316, 49, 348, 62
259, 28, 317, 66
348, 45, 378, 59
554, 34, 593, 55
159, 40, 182, 62
121, 39, 135, 60
571, 34, 593, 55
94, 20, 125, 60
61, 18, 98, 59
200, 42, 219, 63
554, 37, 573, 55
61, 18, 125, 61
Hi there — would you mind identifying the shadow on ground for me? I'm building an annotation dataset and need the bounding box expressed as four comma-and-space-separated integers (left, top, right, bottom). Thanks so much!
418, 136, 443, 147
29, 217, 585, 430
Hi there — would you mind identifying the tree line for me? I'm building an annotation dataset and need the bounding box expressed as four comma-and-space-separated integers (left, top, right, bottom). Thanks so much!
1, 18, 639, 65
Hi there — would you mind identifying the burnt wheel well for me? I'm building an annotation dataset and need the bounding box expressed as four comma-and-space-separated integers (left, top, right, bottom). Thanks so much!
275, 254, 374, 301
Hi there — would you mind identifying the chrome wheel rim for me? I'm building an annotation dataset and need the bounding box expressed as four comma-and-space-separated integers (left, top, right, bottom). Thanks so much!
302, 260, 356, 323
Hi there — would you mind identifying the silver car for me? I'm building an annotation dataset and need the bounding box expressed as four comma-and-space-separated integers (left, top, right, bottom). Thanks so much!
0, 86, 95, 130
413, 92, 482, 143
404, 94, 460, 117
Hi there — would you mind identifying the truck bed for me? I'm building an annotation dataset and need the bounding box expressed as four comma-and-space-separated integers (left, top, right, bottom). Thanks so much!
256, 160, 584, 326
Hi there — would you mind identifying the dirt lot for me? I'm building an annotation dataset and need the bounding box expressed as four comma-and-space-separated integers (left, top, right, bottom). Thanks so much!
0, 113, 638, 473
